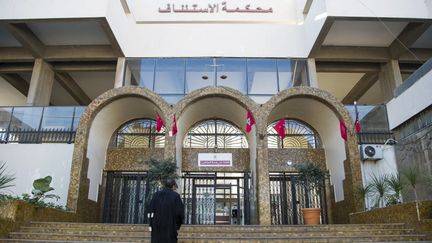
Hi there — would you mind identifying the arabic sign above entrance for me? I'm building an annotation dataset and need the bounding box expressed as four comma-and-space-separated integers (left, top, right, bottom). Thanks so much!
125, 0, 299, 23
198, 153, 233, 167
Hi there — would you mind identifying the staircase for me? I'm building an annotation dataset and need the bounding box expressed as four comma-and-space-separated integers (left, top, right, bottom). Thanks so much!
1, 221, 428, 242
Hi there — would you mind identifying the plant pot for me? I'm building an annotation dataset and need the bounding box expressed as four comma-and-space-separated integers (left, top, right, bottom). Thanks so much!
302, 208, 321, 225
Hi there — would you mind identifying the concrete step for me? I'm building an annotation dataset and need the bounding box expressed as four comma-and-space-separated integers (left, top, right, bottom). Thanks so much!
16, 226, 418, 237
28, 221, 409, 231
3, 234, 427, 243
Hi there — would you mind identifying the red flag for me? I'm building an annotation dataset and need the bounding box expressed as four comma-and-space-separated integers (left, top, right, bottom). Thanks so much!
246, 111, 255, 133
273, 118, 286, 139
339, 119, 347, 141
172, 114, 178, 136
355, 113, 361, 133
156, 113, 163, 132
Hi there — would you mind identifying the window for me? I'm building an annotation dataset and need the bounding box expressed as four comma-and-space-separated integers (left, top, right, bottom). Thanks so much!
184, 119, 248, 148
110, 119, 165, 148
267, 119, 320, 149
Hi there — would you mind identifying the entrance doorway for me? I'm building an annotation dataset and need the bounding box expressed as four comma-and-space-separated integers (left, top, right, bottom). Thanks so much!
102, 171, 156, 224
182, 172, 251, 225
269, 172, 327, 225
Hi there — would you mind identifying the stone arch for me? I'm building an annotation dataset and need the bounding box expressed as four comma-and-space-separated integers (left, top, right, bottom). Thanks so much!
173, 86, 260, 223
67, 86, 171, 214
262, 86, 363, 223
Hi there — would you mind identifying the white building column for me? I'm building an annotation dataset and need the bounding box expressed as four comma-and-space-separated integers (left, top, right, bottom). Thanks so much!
114, 57, 132, 88
26, 58, 54, 106
379, 59, 402, 102
307, 58, 318, 88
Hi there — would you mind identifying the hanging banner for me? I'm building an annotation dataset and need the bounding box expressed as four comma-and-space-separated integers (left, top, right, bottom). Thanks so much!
198, 153, 232, 167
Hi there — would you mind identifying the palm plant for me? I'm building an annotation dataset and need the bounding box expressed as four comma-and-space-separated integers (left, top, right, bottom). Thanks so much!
0, 161, 15, 194
369, 174, 390, 208
385, 173, 403, 206
354, 183, 373, 210
401, 166, 420, 221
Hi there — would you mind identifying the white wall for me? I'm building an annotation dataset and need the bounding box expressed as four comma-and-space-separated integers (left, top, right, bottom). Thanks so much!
387, 69, 432, 130
0, 0, 107, 20
360, 145, 398, 209
0, 144, 74, 206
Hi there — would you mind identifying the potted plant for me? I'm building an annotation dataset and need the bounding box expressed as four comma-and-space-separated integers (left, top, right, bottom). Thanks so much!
294, 162, 327, 225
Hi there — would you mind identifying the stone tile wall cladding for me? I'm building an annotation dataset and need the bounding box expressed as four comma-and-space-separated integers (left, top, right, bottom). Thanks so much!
268, 148, 325, 172
69, 86, 363, 224
0, 200, 78, 237
105, 148, 164, 171
350, 200, 432, 239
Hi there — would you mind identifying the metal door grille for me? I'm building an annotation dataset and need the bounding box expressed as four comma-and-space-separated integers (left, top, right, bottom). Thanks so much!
270, 172, 327, 225
182, 172, 251, 225
103, 171, 157, 224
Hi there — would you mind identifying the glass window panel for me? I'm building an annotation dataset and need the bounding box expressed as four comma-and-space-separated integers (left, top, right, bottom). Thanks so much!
133, 59, 155, 90
186, 58, 214, 93
10, 107, 43, 131
154, 59, 185, 94
247, 59, 278, 95
41, 107, 74, 130
73, 107, 86, 131
161, 95, 184, 104
0, 107, 12, 131
135, 59, 156, 91
292, 60, 309, 86
0, 108, 12, 142
216, 58, 247, 94
277, 59, 293, 91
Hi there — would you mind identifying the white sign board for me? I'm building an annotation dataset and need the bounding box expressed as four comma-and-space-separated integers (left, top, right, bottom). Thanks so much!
126, 0, 298, 23
198, 153, 232, 167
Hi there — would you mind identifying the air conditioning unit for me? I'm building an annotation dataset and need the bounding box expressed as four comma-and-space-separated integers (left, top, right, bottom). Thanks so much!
360, 144, 383, 161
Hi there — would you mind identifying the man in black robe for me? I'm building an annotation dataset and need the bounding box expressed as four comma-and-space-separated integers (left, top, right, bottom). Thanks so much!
149, 178, 184, 243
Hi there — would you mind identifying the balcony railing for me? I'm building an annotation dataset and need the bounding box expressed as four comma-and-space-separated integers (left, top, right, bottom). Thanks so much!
345, 104, 393, 145
0, 106, 85, 144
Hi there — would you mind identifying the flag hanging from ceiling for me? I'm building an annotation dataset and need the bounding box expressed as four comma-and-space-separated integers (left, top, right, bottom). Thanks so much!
172, 114, 178, 136
274, 118, 286, 139
246, 110, 255, 133
156, 113, 163, 132
339, 119, 347, 141
355, 112, 361, 133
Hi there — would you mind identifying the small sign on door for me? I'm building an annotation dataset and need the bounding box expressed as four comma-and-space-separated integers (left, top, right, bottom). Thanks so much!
198, 153, 232, 167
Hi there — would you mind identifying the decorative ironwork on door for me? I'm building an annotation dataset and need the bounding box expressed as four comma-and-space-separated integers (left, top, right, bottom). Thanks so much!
270, 172, 327, 225
182, 172, 251, 225
103, 171, 157, 224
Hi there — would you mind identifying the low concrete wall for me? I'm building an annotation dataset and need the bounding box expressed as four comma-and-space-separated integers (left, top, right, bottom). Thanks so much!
0, 200, 78, 237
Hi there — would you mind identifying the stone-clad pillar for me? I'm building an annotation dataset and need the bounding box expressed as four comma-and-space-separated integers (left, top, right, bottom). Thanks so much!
26, 58, 54, 106
379, 59, 402, 102
256, 123, 271, 225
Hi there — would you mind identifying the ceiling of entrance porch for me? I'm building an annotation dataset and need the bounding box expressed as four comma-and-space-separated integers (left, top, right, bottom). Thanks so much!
0, 20, 120, 107
313, 19, 432, 105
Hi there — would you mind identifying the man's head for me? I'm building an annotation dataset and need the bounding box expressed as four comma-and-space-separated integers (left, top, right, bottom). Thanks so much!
164, 178, 178, 190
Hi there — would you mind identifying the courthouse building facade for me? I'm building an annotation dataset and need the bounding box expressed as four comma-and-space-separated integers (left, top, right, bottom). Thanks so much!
0, 0, 431, 225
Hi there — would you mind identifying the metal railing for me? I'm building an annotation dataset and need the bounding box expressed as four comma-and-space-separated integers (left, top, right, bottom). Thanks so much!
0, 106, 85, 144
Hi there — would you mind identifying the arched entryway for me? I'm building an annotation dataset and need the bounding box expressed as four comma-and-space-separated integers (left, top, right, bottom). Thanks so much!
67, 87, 171, 222
261, 87, 363, 224
174, 86, 259, 225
